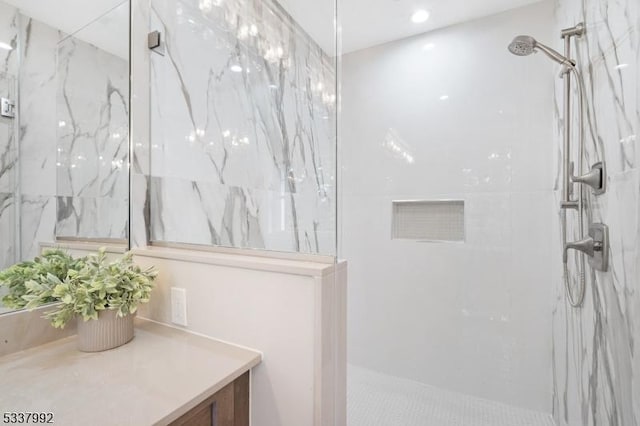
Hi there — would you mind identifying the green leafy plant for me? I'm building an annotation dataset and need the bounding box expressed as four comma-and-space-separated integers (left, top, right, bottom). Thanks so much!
41, 249, 157, 328
0, 249, 80, 309
0, 248, 157, 329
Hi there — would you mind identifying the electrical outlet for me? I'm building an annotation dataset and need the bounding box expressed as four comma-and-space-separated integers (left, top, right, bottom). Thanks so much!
170, 287, 188, 326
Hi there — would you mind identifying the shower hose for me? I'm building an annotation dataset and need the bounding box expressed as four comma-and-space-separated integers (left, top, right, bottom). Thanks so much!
562, 64, 593, 308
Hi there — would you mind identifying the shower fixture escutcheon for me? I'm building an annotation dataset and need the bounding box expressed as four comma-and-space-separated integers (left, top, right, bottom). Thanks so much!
564, 223, 609, 271
0, 97, 15, 118
572, 161, 606, 195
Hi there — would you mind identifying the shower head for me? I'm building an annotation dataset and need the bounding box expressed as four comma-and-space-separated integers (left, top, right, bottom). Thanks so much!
508, 35, 574, 66
508, 35, 536, 56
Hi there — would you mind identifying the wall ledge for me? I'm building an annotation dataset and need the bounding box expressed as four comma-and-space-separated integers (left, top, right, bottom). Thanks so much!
41, 241, 127, 254
132, 246, 342, 278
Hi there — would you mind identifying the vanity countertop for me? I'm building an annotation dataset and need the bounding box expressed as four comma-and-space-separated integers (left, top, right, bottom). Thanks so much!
0, 318, 262, 425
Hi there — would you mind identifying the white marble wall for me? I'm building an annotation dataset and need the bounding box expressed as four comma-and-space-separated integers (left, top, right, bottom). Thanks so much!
17, 12, 129, 260
19, 17, 62, 260
551, 0, 640, 424
0, 1, 18, 269
55, 33, 129, 239
341, 2, 556, 413
146, 0, 336, 254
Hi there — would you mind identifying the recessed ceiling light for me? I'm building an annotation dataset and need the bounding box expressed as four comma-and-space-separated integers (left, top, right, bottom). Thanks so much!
230, 64, 243, 73
439, 95, 449, 101
0, 41, 12, 50
411, 10, 430, 24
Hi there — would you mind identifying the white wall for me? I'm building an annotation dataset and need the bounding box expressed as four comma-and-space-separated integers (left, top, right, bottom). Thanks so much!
133, 247, 346, 426
340, 1, 555, 412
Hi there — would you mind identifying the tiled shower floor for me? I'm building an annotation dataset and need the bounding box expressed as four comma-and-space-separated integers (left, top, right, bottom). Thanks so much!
348, 365, 555, 426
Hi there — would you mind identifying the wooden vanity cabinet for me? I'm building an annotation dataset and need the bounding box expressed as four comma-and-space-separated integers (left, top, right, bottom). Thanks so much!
169, 372, 250, 426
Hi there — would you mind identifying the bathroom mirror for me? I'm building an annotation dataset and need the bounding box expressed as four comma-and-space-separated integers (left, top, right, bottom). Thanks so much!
0, 0, 130, 315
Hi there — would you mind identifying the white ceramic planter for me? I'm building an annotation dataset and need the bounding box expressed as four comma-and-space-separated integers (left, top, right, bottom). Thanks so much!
76, 309, 134, 352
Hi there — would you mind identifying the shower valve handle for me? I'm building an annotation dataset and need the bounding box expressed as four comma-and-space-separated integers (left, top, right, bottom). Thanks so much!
563, 223, 609, 271
563, 237, 594, 263
571, 162, 606, 195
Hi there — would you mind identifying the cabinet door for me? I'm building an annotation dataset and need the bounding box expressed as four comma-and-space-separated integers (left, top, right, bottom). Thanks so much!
170, 372, 249, 426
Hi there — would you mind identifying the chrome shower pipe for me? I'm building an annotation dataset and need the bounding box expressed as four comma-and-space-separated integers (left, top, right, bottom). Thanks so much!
562, 34, 573, 208
560, 23, 587, 307
560, 23, 585, 210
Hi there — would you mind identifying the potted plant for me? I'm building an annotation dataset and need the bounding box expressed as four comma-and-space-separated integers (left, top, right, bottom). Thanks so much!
3, 248, 157, 352
0, 249, 80, 309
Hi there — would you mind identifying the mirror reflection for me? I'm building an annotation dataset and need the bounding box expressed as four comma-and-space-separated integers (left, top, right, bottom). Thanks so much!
0, 0, 129, 314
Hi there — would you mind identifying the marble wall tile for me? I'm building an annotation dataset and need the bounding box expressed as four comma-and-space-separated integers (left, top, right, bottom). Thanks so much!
20, 195, 56, 261
18, 18, 59, 198
147, 0, 336, 254
0, 73, 17, 195
552, 0, 640, 424
130, 0, 152, 249
55, 33, 129, 239
56, 195, 128, 239
0, 2, 18, 269
17, 17, 67, 259
150, 175, 335, 253
16, 13, 129, 249
0, 1, 18, 76
56, 36, 128, 200
0, 193, 16, 268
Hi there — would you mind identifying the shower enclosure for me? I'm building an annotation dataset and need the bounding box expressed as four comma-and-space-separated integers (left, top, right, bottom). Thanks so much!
340, 2, 558, 423
338, 0, 639, 425
126, 0, 637, 423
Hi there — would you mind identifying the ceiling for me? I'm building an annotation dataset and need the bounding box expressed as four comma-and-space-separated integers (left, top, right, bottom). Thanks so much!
2, 0, 128, 58
2, 0, 544, 58
279, 0, 545, 54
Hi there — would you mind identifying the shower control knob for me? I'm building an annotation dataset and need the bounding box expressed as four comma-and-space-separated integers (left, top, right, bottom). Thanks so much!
564, 237, 594, 262
571, 162, 606, 195
564, 223, 609, 271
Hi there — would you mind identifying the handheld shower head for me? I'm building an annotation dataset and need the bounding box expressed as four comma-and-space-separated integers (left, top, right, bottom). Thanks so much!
508, 35, 574, 66
508, 35, 536, 56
